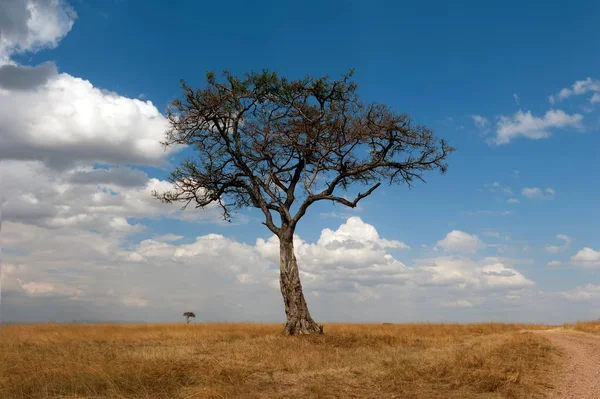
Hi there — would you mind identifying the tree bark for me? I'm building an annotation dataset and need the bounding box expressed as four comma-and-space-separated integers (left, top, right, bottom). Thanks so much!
279, 230, 322, 335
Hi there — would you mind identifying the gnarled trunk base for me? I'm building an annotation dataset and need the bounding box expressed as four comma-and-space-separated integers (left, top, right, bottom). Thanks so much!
284, 316, 322, 335
279, 231, 322, 335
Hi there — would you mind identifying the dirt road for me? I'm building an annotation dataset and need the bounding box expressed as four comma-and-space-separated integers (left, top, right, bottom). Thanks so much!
534, 329, 600, 398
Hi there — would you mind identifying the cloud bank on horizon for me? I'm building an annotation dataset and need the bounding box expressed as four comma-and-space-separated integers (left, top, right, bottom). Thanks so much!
0, 0, 598, 324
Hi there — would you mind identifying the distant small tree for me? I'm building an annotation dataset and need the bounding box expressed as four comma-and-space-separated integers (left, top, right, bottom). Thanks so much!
183, 312, 196, 324
156, 70, 453, 335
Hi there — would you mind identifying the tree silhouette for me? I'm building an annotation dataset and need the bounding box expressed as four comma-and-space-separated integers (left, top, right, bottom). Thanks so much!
155, 70, 453, 335
183, 312, 195, 324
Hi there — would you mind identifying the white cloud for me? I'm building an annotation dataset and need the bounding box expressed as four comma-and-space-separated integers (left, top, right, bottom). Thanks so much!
495, 110, 583, 145
416, 256, 534, 290
316, 217, 409, 251
591, 92, 600, 104
0, 160, 225, 231
67, 167, 149, 187
545, 234, 572, 254
560, 284, 600, 302
0, 0, 197, 243
0, 73, 173, 169
0, 0, 176, 172
471, 114, 489, 129
18, 279, 83, 299
522, 187, 556, 200
2, 220, 263, 320
2, 217, 541, 323
507, 198, 520, 204
436, 230, 485, 254
571, 247, 600, 269
549, 77, 600, 104
0, 0, 76, 63
20, 281, 55, 295
513, 93, 520, 105
547, 261, 562, 267
255, 217, 411, 287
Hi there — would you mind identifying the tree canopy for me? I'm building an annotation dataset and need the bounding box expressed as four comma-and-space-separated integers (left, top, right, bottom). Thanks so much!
154, 70, 453, 236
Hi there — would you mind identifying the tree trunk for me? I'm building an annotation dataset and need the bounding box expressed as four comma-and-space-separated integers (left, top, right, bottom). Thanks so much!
279, 230, 322, 335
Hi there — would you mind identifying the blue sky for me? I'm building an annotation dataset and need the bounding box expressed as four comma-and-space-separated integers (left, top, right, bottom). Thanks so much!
0, 0, 599, 324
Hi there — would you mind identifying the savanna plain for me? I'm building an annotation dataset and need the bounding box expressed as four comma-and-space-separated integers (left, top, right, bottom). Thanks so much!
8, 321, 600, 399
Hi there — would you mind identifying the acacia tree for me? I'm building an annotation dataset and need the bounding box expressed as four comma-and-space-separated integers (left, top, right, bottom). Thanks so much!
154, 70, 453, 335
183, 311, 195, 324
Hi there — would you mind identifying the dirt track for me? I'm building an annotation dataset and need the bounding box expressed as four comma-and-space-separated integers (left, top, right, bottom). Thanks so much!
534, 329, 600, 398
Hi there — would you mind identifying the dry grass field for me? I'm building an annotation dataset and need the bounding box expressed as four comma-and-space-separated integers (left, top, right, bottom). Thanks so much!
0, 323, 559, 399
565, 320, 600, 334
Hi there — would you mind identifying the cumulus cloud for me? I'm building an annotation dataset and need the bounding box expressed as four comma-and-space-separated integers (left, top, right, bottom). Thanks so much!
2, 217, 541, 323
0, 160, 223, 231
0, 0, 76, 63
495, 110, 583, 145
549, 77, 600, 104
436, 230, 485, 254
545, 234, 572, 254
416, 256, 533, 290
571, 247, 600, 269
18, 279, 83, 299
67, 166, 149, 187
0, 61, 57, 90
2, 222, 196, 319
522, 187, 556, 200
0, 0, 175, 171
0, 0, 191, 248
560, 284, 600, 302
0, 0, 255, 323
0, 74, 172, 169
507, 198, 520, 204
255, 217, 411, 288
1, 219, 282, 322
20, 281, 55, 295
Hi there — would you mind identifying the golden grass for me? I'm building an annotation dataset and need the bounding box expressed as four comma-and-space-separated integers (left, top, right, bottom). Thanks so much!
565, 320, 600, 334
0, 323, 558, 399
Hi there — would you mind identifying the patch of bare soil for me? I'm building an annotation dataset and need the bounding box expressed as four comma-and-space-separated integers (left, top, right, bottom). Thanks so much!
534, 329, 600, 399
